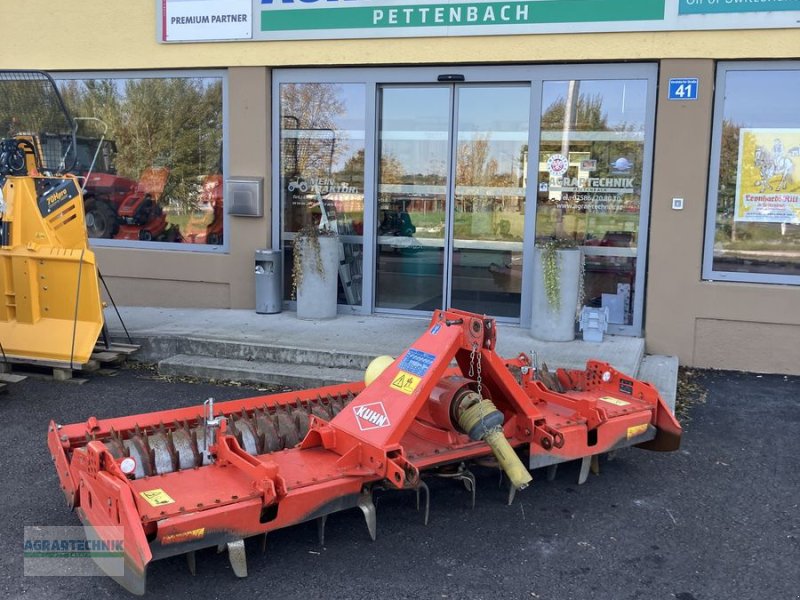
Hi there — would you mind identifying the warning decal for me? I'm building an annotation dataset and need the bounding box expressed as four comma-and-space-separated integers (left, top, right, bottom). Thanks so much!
398, 348, 436, 377
353, 402, 391, 431
390, 370, 421, 395
140, 488, 175, 507
599, 396, 630, 407
162, 528, 206, 545
627, 424, 649, 439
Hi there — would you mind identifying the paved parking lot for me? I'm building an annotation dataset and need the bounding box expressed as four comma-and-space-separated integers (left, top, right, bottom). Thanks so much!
1, 366, 797, 600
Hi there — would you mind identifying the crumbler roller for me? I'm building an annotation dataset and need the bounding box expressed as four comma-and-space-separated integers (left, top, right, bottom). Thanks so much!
47, 309, 681, 594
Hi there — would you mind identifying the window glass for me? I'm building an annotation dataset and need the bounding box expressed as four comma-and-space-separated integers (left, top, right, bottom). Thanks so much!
537, 79, 648, 326
279, 83, 365, 306
54, 75, 224, 246
708, 67, 800, 279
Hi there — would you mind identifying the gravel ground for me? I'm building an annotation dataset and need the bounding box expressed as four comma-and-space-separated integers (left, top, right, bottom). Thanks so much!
0, 366, 797, 600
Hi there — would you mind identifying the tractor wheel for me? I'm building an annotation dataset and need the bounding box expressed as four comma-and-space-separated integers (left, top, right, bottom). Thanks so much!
85, 201, 118, 239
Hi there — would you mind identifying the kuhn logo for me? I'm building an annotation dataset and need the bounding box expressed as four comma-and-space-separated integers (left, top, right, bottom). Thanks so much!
353, 402, 390, 431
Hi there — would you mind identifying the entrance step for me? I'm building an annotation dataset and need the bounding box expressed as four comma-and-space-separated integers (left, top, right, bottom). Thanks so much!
158, 354, 366, 389
637, 354, 679, 413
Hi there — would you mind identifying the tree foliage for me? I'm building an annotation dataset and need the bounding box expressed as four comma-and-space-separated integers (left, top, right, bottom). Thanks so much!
59, 77, 223, 208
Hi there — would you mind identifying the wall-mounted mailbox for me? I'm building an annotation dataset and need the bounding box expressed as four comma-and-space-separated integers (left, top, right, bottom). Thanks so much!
226, 176, 264, 217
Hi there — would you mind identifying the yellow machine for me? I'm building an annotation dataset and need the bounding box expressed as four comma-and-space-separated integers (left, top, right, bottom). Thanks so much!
0, 71, 104, 367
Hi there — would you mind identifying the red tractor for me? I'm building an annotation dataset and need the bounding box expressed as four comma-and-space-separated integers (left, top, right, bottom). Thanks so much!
113, 166, 179, 242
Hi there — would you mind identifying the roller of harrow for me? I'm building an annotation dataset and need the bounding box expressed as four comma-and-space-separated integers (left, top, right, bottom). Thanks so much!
47, 309, 682, 595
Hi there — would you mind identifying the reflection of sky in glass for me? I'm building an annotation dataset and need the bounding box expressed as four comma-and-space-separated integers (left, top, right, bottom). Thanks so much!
328, 84, 366, 171
380, 87, 450, 179
722, 70, 800, 127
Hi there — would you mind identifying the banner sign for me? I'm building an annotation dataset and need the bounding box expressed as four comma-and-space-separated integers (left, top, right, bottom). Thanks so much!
161, 0, 253, 41
157, 0, 800, 42
678, 0, 800, 15
735, 128, 800, 224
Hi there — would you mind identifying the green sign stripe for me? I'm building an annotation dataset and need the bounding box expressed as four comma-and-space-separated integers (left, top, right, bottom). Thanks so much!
679, 0, 800, 15
261, 0, 665, 32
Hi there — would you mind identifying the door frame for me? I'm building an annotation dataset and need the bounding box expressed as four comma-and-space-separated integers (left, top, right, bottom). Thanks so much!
272, 63, 658, 335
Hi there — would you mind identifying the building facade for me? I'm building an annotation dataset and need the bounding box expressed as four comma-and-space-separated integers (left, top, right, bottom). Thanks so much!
4, 1, 799, 373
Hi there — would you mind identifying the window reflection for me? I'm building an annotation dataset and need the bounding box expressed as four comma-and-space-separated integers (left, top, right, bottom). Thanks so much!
711, 68, 800, 278
279, 83, 366, 306
537, 79, 647, 326
50, 76, 224, 245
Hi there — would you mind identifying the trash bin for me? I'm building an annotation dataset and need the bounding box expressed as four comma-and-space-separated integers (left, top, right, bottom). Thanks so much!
254, 249, 282, 314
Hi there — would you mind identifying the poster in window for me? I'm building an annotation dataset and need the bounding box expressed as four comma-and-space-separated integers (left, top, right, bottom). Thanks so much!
734, 128, 800, 223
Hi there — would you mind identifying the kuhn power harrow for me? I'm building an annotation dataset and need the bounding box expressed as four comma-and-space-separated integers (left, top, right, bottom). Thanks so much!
48, 309, 681, 594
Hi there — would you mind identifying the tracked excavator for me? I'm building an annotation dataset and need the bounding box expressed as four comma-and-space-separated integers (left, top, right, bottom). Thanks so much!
48, 308, 682, 595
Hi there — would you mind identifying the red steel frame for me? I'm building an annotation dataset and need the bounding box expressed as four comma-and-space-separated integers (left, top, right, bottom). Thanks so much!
47, 309, 681, 594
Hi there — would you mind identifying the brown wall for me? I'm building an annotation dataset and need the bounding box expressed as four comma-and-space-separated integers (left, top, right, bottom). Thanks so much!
97, 67, 271, 309
645, 60, 800, 375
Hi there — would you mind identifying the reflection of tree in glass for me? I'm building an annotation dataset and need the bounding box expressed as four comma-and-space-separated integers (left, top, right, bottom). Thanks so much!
337, 148, 403, 188
280, 83, 349, 184
58, 77, 223, 211
542, 92, 607, 131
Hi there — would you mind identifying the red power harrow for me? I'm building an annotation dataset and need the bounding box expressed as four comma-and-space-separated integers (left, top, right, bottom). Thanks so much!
48, 309, 681, 594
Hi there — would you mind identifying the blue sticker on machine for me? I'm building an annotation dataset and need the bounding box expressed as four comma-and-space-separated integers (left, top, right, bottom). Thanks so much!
431, 324, 441, 335
398, 349, 437, 378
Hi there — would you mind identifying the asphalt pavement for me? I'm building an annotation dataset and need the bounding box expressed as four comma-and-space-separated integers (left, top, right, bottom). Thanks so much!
0, 366, 797, 600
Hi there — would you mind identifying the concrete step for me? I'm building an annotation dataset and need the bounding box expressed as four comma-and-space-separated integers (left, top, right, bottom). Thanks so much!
158, 354, 365, 389
129, 335, 377, 370
637, 354, 679, 413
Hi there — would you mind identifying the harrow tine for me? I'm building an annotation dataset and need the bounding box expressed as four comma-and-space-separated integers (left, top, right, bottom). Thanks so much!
260, 533, 268, 554
227, 540, 248, 578
317, 515, 327, 546
578, 456, 592, 485
358, 491, 377, 541
507, 481, 516, 506
415, 480, 430, 526
546, 464, 558, 481
591, 455, 601, 476
186, 551, 196, 576
462, 469, 477, 509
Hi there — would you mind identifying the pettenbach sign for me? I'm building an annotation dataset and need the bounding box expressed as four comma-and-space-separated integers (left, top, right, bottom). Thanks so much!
157, 0, 800, 42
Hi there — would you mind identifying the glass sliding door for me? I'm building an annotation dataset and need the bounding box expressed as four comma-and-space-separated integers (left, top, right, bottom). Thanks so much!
274, 64, 656, 332
451, 85, 529, 318
375, 83, 530, 318
376, 86, 450, 311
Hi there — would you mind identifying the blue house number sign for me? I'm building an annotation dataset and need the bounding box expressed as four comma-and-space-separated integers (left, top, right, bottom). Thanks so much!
668, 78, 699, 101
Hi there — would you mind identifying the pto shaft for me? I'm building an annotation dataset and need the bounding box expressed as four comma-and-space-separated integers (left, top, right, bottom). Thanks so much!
456, 395, 532, 490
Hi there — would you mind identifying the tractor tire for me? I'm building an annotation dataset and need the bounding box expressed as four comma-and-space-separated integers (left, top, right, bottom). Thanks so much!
85, 200, 118, 239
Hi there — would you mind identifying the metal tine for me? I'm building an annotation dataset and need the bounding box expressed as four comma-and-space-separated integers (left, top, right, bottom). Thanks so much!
226, 540, 248, 578
260, 533, 268, 554
186, 551, 196, 576
462, 469, 477, 509
415, 480, 430, 525
578, 455, 592, 485
546, 464, 558, 482
590, 455, 601, 476
357, 491, 377, 541
317, 514, 327, 546
507, 482, 516, 506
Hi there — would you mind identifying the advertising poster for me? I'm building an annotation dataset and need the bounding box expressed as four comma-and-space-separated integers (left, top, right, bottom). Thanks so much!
734, 128, 800, 223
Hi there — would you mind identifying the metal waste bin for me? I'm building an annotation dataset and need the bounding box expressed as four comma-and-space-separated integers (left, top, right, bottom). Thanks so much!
254, 249, 282, 314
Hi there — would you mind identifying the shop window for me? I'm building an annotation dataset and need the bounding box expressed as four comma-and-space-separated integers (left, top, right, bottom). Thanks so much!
536, 79, 649, 327
51, 72, 225, 249
703, 63, 800, 283
279, 83, 366, 306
